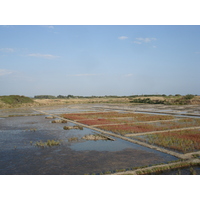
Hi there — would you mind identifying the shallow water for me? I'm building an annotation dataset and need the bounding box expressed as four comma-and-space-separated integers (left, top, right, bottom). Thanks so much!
0, 108, 38, 117
0, 107, 180, 175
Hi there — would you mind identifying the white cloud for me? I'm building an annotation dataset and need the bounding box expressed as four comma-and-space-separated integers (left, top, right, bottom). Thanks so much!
136, 37, 157, 42
28, 53, 59, 59
0, 48, 14, 52
133, 41, 142, 44
0, 69, 13, 76
118, 36, 128, 40
133, 37, 157, 44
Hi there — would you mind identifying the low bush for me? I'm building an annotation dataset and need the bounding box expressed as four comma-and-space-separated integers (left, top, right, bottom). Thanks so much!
130, 98, 165, 104
0, 95, 33, 105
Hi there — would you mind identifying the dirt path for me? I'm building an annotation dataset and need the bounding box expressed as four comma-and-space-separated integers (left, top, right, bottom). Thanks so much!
126, 126, 200, 137
111, 158, 200, 175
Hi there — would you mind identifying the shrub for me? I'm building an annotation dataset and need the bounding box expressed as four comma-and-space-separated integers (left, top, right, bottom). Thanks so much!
0, 95, 33, 105
130, 98, 165, 104
184, 94, 195, 100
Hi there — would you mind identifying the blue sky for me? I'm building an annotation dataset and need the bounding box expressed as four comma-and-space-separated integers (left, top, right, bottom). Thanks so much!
0, 25, 200, 97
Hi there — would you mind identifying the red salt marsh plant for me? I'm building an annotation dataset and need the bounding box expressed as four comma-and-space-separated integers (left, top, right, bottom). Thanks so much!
158, 118, 200, 129
77, 118, 115, 125
77, 116, 176, 126
62, 112, 175, 122
98, 123, 161, 135
97, 118, 200, 135
136, 129, 200, 153
62, 112, 135, 120
133, 114, 174, 121
77, 118, 136, 125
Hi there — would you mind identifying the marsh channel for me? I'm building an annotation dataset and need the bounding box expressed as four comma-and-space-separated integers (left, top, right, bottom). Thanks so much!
1, 103, 200, 175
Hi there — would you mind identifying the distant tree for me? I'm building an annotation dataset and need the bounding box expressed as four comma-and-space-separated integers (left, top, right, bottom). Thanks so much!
34, 95, 56, 99
184, 94, 194, 100
57, 95, 66, 98
67, 95, 75, 98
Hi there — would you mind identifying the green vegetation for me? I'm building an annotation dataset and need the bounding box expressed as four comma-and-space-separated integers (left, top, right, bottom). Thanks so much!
34, 95, 57, 99
136, 162, 200, 175
63, 125, 83, 130
45, 116, 56, 119
35, 94, 129, 99
130, 98, 165, 104
136, 128, 200, 153
130, 94, 196, 105
35, 139, 60, 147
171, 94, 195, 105
34, 94, 195, 100
82, 134, 109, 140
73, 125, 83, 130
184, 94, 195, 99
192, 154, 200, 158
190, 167, 197, 175
0, 95, 33, 105
52, 119, 67, 123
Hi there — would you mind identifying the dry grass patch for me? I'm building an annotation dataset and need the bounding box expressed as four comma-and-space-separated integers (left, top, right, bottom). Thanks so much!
63, 125, 83, 130
35, 139, 60, 147
82, 134, 110, 141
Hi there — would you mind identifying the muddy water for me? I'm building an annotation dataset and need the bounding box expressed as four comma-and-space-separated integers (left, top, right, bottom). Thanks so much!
0, 108, 179, 175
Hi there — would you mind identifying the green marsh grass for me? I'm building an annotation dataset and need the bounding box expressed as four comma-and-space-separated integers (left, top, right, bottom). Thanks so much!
35, 140, 60, 148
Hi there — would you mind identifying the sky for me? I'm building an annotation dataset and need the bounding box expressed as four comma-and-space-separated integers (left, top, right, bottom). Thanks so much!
0, 25, 200, 97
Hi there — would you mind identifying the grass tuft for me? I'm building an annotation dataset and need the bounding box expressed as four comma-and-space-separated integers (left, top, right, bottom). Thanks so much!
35, 139, 60, 147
